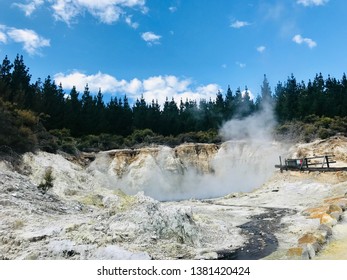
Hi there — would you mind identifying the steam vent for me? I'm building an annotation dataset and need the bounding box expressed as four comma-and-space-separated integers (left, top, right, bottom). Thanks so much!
1, 137, 347, 260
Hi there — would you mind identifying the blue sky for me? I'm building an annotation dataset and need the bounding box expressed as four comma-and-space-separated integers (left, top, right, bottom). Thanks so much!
1, 0, 347, 105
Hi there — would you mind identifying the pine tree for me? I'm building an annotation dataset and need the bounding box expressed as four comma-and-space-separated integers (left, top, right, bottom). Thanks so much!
0, 55, 13, 101
94, 88, 106, 134
65, 86, 81, 136
133, 95, 148, 130
213, 90, 224, 126
80, 84, 97, 134
41, 76, 65, 130
160, 97, 179, 135
120, 95, 133, 136
148, 99, 161, 132
224, 85, 234, 120
260, 74, 273, 107
11, 54, 32, 107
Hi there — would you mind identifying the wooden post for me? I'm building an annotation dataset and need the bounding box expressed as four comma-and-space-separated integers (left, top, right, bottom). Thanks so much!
326, 155, 330, 168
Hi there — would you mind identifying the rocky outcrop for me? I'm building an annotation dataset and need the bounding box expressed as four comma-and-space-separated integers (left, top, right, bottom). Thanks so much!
287, 194, 347, 259
0, 167, 204, 260
292, 136, 347, 163
87, 141, 285, 201
106, 143, 219, 178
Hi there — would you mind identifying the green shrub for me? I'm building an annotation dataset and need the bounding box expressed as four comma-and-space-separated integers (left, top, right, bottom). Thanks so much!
16, 109, 39, 126
317, 128, 333, 139
49, 128, 71, 138
61, 142, 78, 155
129, 129, 155, 143
38, 168, 54, 193
317, 117, 333, 128
98, 134, 124, 150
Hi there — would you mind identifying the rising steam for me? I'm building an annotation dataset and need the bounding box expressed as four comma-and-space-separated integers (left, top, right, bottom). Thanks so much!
89, 103, 286, 201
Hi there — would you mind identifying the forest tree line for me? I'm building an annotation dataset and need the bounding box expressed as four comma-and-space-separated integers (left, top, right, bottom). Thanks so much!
1, 54, 347, 152
0, 55, 265, 137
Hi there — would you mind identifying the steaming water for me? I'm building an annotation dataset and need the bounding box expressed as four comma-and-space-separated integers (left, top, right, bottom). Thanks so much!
89, 105, 286, 201
89, 140, 285, 201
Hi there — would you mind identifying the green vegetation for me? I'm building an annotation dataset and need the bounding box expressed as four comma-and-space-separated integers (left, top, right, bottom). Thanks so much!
1, 54, 347, 154
37, 167, 54, 193
275, 115, 347, 143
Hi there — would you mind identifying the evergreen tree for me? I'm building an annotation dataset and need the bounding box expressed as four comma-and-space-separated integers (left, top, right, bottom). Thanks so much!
81, 84, 98, 134
148, 99, 161, 132
0, 55, 13, 101
341, 73, 347, 116
224, 85, 234, 120
260, 74, 273, 108
311, 73, 325, 117
213, 90, 224, 126
65, 86, 81, 136
120, 95, 133, 136
161, 97, 179, 135
283, 74, 300, 120
10, 54, 32, 107
106, 97, 121, 134
94, 88, 106, 134
179, 98, 199, 132
274, 81, 286, 122
41, 76, 65, 130
133, 95, 148, 130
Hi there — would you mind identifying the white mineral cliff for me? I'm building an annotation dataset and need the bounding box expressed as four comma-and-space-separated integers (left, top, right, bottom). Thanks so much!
0, 137, 347, 260
88, 141, 285, 201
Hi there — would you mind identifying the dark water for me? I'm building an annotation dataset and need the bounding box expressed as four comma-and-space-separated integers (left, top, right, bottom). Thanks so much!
217, 208, 297, 260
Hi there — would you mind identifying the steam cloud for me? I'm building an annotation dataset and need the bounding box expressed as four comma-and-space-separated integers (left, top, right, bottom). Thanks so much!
90, 103, 286, 201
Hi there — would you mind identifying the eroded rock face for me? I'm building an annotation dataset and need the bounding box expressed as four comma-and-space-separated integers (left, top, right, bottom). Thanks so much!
88, 141, 284, 201
87, 144, 221, 200
105, 143, 219, 178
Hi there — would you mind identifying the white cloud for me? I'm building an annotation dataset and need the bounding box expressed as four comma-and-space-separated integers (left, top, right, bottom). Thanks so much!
125, 15, 139, 29
143, 80, 220, 106
51, 0, 80, 25
292, 34, 317, 48
230, 20, 250, 29
54, 71, 127, 93
54, 71, 222, 105
13, 0, 44, 16
61, 0, 147, 24
256, 46, 266, 53
0, 31, 7, 44
1, 26, 50, 55
124, 78, 143, 95
169, 6, 177, 13
94, 5, 122, 24
236, 62, 246, 68
297, 0, 329, 6
14, 0, 147, 25
242, 89, 254, 100
141, 31, 161, 45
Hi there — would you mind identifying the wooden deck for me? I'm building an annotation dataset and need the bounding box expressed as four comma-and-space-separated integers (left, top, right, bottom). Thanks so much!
275, 155, 347, 172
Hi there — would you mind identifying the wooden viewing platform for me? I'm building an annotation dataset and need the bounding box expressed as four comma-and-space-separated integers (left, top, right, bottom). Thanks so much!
275, 154, 347, 172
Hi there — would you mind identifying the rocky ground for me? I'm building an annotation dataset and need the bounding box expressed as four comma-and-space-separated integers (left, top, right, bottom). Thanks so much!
0, 136, 347, 260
